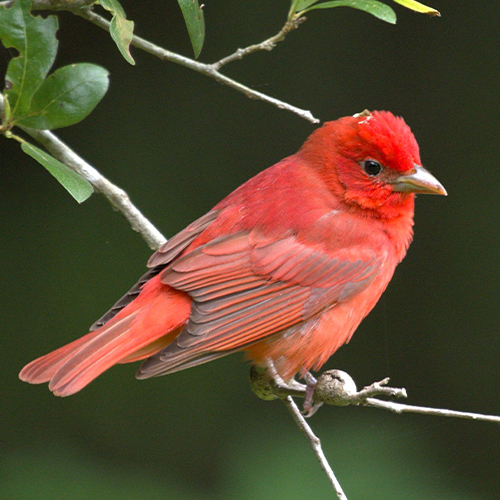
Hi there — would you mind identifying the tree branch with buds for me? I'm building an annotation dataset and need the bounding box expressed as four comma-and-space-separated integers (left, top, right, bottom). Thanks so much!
250, 366, 500, 499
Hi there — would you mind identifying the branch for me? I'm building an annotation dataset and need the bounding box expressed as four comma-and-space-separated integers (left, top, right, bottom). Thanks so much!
250, 363, 348, 498
250, 367, 500, 498
316, 371, 500, 424
364, 398, 500, 424
0, 87, 164, 250
18, 124, 166, 250
74, 8, 319, 124
211, 17, 306, 71
282, 396, 348, 500
17, 0, 319, 124
250, 367, 500, 425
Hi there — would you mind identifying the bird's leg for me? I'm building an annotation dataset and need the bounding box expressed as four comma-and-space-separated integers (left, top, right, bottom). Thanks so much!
265, 358, 286, 387
264, 358, 303, 392
302, 371, 324, 417
265, 364, 323, 417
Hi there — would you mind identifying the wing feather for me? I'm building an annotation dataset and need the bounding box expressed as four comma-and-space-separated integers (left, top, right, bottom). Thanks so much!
89, 210, 220, 331
183, 288, 309, 343
193, 282, 290, 317
189, 275, 264, 301
137, 230, 381, 378
147, 210, 220, 268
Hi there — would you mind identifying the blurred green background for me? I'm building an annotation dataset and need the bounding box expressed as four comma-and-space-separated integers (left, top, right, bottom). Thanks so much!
1, 1, 499, 499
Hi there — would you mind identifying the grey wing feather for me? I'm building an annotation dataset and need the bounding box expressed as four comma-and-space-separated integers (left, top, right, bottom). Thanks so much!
89, 267, 163, 331
136, 232, 381, 379
147, 210, 220, 268
88, 210, 220, 332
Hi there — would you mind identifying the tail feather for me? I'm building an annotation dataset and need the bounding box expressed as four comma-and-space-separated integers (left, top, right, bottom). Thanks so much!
48, 313, 139, 396
19, 276, 191, 396
118, 334, 180, 364
19, 329, 103, 384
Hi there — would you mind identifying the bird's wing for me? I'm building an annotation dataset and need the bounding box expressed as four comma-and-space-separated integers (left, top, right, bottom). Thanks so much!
137, 229, 381, 378
147, 210, 221, 268
89, 210, 220, 331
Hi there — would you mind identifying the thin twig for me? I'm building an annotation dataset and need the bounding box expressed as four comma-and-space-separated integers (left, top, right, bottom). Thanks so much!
211, 17, 304, 70
19, 125, 166, 250
364, 398, 500, 424
282, 396, 348, 500
72, 7, 319, 124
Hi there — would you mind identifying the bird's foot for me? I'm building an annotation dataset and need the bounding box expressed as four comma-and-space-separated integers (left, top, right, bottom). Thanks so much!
301, 371, 323, 417
249, 364, 407, 416
249, 362, 306, 401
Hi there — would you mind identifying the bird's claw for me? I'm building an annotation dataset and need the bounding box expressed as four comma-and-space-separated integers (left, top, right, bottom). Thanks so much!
302, 371, 321, 417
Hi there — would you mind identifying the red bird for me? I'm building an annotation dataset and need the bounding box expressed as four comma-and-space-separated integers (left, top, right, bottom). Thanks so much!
20, 110, 446, 397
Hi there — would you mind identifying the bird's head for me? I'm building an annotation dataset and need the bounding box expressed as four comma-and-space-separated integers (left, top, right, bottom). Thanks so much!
299, 110, 446, 219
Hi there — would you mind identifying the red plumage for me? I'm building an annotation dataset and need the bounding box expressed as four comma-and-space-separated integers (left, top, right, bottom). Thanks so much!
20, 111, 446, 396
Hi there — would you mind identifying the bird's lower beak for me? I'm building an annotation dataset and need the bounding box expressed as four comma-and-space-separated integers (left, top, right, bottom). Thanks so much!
391, 164, 447, 196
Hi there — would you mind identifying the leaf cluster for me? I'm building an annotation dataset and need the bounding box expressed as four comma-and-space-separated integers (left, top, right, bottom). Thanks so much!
289, 0, 439, 24
0, 0, 108, 202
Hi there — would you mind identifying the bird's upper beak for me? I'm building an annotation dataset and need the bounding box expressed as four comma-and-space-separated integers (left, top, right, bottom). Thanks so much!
391, 164, 447, 196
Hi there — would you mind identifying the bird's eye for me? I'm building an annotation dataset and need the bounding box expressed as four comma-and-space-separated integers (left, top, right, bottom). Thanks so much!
363, 159, 383, 176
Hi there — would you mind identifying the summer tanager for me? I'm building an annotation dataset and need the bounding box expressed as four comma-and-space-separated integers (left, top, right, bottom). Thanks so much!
20, 110, 446, 397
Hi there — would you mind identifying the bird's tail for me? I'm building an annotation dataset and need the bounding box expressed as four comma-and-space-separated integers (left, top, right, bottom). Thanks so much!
19, 275, 191, 396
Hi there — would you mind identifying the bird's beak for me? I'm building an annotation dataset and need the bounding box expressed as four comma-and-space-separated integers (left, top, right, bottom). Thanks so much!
391, 164, 447, 196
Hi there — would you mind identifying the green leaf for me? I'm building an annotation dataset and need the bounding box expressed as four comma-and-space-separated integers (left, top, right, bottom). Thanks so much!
110, 15, 135, 65
100, 0, 126, 17
295, 0, 321, 11
0, 0, 58, 118
21, 142, 94, 203
16, 64, 109, 129
99, 0, 135, 65
2, 93, 12, 125
392, 0, 440, 16
300, 0, 397, 24
177, 0, 205, 59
